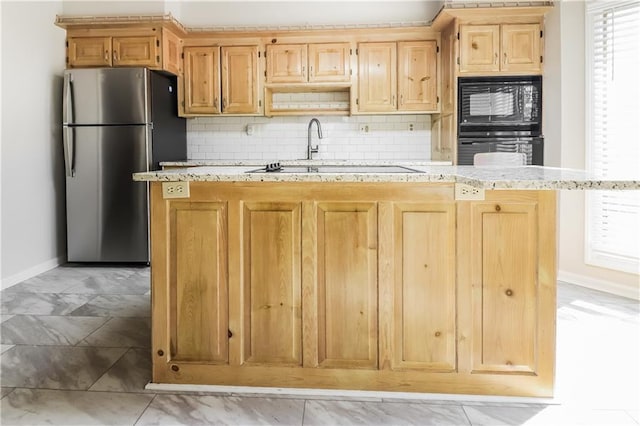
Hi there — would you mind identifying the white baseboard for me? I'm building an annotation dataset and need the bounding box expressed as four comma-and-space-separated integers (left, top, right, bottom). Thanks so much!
1, 255, 66, 290
558, 270, 640, 301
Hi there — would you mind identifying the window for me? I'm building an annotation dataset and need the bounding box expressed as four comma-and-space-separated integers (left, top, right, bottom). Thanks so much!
585, 0, 640, 274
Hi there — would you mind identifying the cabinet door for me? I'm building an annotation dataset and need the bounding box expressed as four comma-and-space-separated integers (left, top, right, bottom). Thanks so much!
221, 46, 259, 114
308, 43, 351, 82
241, 202, 302, 366
392, 203, 456, 371
315, 202, 378, 369
266, 44, 307, 83
67, 37, 112, 67
183, 46, 220, 114
398, 41, 438, 112
358, 42, 397, 112
440, 27, 455, 114
469, 198, 541, 374
168, 201, 229, 363
459, 25, 500, 73
162, 28, 182, 76
112, 36, 159, 67
501, 24, 542, 73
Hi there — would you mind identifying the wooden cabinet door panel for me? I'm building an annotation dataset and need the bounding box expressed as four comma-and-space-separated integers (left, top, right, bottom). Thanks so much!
241, 202, 302, 365
162, 28, 182, 75
68, 37, 111, 67
358, 42, 397, 112
112, 36, 158, 67
316, 202, 378, 369
308, 43, 351, 82
169, 202, 228, 363
501, 24, 541, 73
459, 25, 500, 73
266, 44, 307, 83
471, 201, 538, 374
398, 41, 437, 111
184, 46, 220, 114
221, 46, 259, 114
392, 203, 456, 371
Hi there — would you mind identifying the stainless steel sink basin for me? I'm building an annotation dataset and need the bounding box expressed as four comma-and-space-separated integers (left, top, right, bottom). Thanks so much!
245, 165, 421, 173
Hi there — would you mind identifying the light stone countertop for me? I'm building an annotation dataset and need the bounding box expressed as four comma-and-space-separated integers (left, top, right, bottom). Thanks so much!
134, 164, 640, 190
160, 160, 454, 167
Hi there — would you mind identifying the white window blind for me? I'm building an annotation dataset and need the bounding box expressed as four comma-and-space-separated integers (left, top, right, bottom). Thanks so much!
586, 0, 640, 274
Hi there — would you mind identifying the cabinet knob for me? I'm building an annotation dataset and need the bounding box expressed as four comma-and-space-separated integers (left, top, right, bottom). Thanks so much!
157, 349, 164, 356
228, 329, 233, 338
504, 52, 507, 64
494, 52, 498, 64
171, 364, 179, 372
495, 204, 501, 212
104, 50, 109, 62
505, 289, 514, 297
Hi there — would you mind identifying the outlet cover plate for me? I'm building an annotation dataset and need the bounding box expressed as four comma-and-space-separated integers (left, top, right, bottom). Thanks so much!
454, 183, 485, 200
162, 181, 190, 199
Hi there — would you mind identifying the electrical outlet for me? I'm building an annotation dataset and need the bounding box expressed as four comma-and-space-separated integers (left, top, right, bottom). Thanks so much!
408, 123, 414, 131
359, 124, 370, 133
162, 181, 190, 199
455, 183, 485, 200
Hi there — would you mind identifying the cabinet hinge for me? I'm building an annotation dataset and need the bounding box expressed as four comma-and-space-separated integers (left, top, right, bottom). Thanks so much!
181, 52, 184, 59
437, 96, 440, 103
156, 55, 160, 63
65, 41, 68, 47
540, 55, 543, 63
350, 69, 352, 76
355, 48, 358, 55
350, 48, 352, 55
259, 99, 262, 107
264, 70, 267, 77
456, 57, 460, 65
258, 51, 261, 58
356, 98, 359, 105
156, 39, 160, 47
540, 30, 543, 38
457, 32, 460, 40
436, 46, 439, 53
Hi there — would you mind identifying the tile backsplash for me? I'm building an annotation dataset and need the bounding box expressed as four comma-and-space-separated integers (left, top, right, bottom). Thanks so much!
187, 114, 431, 161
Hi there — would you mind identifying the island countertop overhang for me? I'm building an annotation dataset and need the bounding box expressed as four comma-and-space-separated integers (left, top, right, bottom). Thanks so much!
133, 164, 640, 191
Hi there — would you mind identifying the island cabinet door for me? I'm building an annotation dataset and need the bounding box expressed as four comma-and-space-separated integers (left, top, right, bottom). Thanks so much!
238, 202, 302, 366
458, 191, 556, 382
305, 202, 378, 369
165, 201, 229, 364
389, 203, 456, 371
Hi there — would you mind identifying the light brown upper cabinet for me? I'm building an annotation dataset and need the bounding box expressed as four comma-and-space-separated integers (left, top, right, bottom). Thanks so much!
183, 45, 260, 115
357, 41, 438, 113
67, 29, 181, 75
459, 24, 542, 74
266, 43, 350, 84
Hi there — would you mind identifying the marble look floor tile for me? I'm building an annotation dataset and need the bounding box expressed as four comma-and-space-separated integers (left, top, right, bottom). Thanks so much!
1, 387, 14, 399
0, 388, 153, 425
61, 273, 150, 295
78, 317, 150, 348
626, 410, 639, 423
1, 345, 127, 390
2, 275, 83, 294
0, 293, 95, 315
230, 392, 383, 402
89, 348, 151, 393
463, 405, 638, 426
1, 315, 109, 345
0, 315, 14, 323
69, 294, 150, 317
303, 400, 470, 425
1, 344, 15, 354
136, 394, 305, 425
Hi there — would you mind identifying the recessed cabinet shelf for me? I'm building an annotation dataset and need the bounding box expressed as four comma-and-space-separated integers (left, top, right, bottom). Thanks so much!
264, 84, 351, 117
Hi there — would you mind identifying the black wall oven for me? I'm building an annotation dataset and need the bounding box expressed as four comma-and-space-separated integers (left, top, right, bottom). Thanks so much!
457, 75, 543, 165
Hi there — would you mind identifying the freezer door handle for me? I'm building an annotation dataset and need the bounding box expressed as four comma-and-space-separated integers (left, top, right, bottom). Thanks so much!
63, 73, 74, 125
63, 126, 75, 177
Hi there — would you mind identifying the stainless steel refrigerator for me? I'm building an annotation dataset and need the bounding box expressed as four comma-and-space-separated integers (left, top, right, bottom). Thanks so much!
62, 68, 186, 262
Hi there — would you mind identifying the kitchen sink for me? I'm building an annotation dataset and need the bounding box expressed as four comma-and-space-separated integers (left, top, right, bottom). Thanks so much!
245, 165, 422, 173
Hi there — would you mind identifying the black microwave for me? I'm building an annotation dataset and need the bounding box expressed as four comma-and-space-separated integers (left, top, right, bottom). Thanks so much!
458, 76, 542, 138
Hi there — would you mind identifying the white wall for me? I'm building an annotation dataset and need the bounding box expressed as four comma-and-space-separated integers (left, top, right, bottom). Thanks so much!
546, 0, 639, 299
1, 1, 67, 287
188, 115, 431, 161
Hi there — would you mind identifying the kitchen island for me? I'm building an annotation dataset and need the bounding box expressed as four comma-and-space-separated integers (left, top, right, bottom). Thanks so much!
133, 164, 638, 397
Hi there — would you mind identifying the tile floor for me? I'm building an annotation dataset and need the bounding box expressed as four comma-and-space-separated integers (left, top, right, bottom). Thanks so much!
1, 265, 638, 425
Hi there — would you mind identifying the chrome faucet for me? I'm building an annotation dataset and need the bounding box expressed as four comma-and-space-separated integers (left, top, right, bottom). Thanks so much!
307, 118, 322, 160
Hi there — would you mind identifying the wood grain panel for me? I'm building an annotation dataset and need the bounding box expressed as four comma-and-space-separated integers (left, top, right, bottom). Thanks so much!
184, 46, 220, 114
392, 204, 456, 371
221, 46, 259, 114
317, 202, 378, 369
170, 202, 228, 363
112, 36, 158, 67
501, 24, 541, 73
398, 41, 438, 111
357, 42, 397, 112
266, 44, 307, 83
471, 201, 537, 373
162, 28, 182, 75
68, 37, 111, 67
308, 42, 351, 82
459, 25, 500, 73
242, 202, 302, 365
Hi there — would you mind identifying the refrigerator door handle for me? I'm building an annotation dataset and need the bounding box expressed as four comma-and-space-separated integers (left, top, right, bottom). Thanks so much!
63, 73, 73, 124
63, 126, 75, 177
